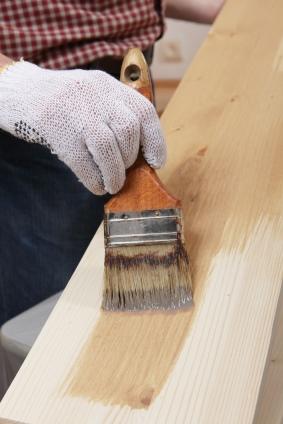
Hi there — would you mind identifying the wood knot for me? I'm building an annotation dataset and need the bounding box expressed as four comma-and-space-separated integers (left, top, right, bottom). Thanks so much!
197, 146, 208, 157
139, 387, 155, 407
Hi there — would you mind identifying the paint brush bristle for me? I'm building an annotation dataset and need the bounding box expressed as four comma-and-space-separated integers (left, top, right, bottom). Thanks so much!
102, 239, 192, 311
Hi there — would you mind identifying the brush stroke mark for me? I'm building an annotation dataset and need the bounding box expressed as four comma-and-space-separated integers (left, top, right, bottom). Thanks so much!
65, 308, 193, 409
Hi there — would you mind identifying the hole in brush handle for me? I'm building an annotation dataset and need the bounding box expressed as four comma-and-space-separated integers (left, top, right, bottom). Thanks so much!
124, 64, 141, 82
120, 48, 153, 103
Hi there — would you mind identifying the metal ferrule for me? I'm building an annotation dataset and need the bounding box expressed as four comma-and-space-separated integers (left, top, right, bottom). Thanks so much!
104, 208, 183, 247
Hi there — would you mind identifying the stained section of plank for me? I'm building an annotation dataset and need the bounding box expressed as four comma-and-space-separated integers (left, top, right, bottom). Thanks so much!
0, 0, 283, 423
66, 309, 192, 409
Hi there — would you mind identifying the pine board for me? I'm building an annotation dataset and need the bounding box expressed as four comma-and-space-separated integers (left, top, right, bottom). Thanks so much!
0, 0, 283, 422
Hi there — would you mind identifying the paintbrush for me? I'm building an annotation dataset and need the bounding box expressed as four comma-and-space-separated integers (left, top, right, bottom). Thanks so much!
102, 48, 192, 312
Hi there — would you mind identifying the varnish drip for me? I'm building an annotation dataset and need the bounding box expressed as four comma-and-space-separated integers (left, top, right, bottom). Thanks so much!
66, 309, 192, 409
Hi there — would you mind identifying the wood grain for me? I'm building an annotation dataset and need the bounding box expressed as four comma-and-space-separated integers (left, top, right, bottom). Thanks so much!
0, 0, 283, 422
66, 309, 192, 409
253, 285, 283, 424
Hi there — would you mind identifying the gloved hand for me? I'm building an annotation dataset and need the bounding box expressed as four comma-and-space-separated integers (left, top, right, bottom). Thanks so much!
0, 61, 166, 194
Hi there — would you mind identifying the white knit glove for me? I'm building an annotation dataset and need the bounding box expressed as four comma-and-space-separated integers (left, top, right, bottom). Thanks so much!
0, 61, 166, 194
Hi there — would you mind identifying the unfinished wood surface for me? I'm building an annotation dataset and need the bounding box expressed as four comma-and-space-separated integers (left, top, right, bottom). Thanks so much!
253, 286, 283, 424
1, 0, 283, 422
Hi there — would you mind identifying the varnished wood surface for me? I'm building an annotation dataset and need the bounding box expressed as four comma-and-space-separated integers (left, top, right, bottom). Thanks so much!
0, 0, 282, 423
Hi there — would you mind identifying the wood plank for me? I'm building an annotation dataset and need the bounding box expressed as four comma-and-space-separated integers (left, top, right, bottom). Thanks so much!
154, 80, 179, 114
0, 0, 283, 422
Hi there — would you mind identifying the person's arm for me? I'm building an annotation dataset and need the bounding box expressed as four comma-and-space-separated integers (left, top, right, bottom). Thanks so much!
0, 53, 14, 68
165, 0, 224, 24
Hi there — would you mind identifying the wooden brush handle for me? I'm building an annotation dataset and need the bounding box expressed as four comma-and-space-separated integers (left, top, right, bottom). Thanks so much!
105, 48, 180, 213
119, 47, 154, 103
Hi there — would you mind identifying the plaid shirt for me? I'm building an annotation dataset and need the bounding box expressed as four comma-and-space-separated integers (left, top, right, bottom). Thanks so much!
0, 0, 163, 69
